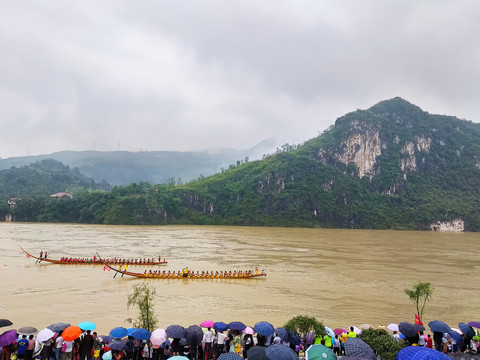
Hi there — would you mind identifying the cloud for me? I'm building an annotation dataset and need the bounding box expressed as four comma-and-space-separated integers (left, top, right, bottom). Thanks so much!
0, 0, 479, 158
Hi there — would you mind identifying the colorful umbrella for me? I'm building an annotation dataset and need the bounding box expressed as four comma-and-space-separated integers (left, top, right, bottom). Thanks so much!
150, 329, 167, 346
78, 321, 96, 331
395, 346, 450, 359
62, 326, 82, 341
265, 344, 299, 360
333, 328, 346, 336
109, 327, 128, 338
0, 330, 18, 347
36, 328, 56, 342
254, 322, 275, 336
243, 326, 255, 335
200, 320, 214, 328
305, 344, 337, 360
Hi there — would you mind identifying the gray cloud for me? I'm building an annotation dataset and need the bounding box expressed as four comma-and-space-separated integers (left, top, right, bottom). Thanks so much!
0, 0, 479, 158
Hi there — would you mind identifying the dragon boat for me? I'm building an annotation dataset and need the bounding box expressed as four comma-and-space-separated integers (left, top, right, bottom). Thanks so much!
103, 263, 267, 279
20, 247, 168, 265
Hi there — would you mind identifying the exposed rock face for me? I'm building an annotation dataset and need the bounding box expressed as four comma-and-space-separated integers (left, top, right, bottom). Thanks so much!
401, 142, 417, 174
429, 219, 465, 232
334, 121, 382, 178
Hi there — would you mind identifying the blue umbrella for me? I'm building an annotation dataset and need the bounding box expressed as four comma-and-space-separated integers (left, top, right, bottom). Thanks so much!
447, 330, 463, 344
458, 323, 475, 337
109, 327, 128, 338
108, 340, 127, 351
344, 338, 376, 360
214, 322, 228, 332
228, 322, 246, 331
127, 328, 136, 336
132, 328, 151, 341
324, 326, 335, 338
78, 321, 96, 331
166, 325, 185, 339
395, 346, 450, 359
428, 321, 451, 334
217, 353, 243, 360
265, 344, 299, 360
254, 322, 275, 336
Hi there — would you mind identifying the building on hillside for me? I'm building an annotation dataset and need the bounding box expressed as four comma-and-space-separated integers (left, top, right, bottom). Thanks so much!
50, 192, 73, 198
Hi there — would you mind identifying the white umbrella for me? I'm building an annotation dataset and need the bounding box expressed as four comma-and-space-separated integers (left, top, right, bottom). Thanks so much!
387, 323, 399, 332
150, 329, 167, 346
359, 324, 373, 330
36, 328, 55, 342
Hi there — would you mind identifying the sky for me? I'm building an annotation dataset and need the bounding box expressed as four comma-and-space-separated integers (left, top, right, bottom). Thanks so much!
1, 1, 479, 158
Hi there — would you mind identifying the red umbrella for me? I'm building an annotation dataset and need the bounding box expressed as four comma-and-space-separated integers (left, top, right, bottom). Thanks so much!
62, 326, 82, 341
334, 328, 346, 336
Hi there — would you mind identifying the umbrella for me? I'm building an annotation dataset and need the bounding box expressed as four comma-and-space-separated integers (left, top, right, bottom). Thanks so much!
78, 321, 96, 331
109, 327, 128, 338
0, 330, 18, 347
243, 326, 255, 335
428, 321, 451, 334
395, 346, 450, 359
200, 320, 215, 328
169, 357, 189, 360
358, 324, 373, 330
459, 323, 475, 337
468, 321, 480, 329
217, 353, 244, 360
324, 326, 335, 338
447, 330, 463, 344
247, 347, 269, 360
97, 336, 110, 344
132, 328, 151, 341
62, 326, 82, 341
214, 322, 228, 332
108, 340, 127, 351
228, 321, 246, 331
333, 328, 346, 336
276, 327, 290, 342
166, 325, 185, 339
254, 322, 275, 336
265, 344, 299, 360
102, 351, 112, 360
247, 346, 268, 360
36, 328, 56, 342
305, 344, 337, 360
150, 329, 167, 346
127, 328, 136, 336
0, 320, 13, 328
398, 322, 419, 338
289, 332, 301, 346
18, 326, 38, 335
387, 323, 399, 332
185, 325, 203, 346
344, 338, 376, 360
47, 323, 70, 333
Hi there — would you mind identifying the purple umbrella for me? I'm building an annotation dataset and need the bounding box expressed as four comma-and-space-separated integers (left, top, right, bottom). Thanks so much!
468, 321, 480, 329
0, 330, 18, 347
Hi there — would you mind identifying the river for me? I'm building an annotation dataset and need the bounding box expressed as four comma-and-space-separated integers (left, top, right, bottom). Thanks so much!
0, 223, 478, 335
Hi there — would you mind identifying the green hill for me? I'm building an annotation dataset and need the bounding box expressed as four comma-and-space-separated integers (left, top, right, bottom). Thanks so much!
5, 97, 480, 230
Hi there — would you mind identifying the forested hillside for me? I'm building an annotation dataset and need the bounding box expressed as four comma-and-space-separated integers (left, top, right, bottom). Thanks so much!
4, 98, 480, 231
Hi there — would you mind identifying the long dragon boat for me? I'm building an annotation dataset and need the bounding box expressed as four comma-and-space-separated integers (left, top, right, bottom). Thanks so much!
20, 247, 167, 266
103, 263, 267, 279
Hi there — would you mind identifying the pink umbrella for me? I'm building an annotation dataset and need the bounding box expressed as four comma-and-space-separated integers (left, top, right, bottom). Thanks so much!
36, 328, 56, 342
200, 320, 215, 328
242, 326, 254, 335
334, 328, 346, 336
150, 329, 167, 346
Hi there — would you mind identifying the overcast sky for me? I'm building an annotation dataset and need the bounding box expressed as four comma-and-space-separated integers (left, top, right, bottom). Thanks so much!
1, 1, 479, 158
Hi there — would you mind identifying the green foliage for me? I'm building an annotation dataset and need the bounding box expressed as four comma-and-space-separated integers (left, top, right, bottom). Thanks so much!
359, 328, 405, 360
126, 284, 158, 332
283, 315, 324, 338
404, 281, 433, 323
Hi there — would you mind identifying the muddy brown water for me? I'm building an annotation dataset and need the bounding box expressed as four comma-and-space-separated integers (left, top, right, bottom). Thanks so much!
1, 223, 478, 336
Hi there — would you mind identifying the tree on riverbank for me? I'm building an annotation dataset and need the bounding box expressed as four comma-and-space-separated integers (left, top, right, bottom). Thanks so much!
283, 315, 325, 338
126, 284, 158, 331
359, 328, 405, 360
404, 281, 433, 324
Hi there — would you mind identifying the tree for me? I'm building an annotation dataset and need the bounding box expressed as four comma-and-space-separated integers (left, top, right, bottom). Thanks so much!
359, 328, 404, 360
404, 281, 433, 323
283, 315, 325, 338
126, 284, 158, 331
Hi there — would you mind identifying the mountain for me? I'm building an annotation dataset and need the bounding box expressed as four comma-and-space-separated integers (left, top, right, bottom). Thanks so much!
0, 139, 282, 186
5, 97, 480, 231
